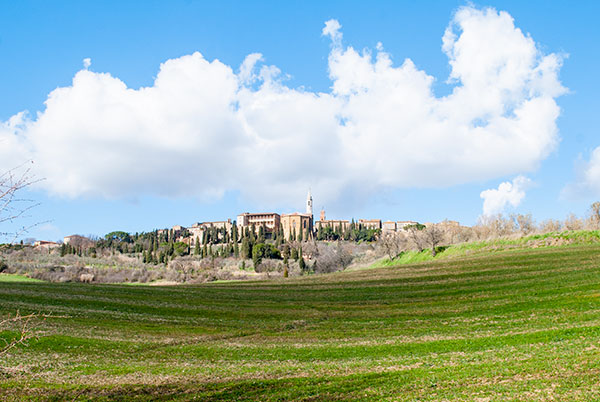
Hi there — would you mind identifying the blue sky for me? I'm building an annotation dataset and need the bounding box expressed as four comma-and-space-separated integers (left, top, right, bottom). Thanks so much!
1, 1, 599, 242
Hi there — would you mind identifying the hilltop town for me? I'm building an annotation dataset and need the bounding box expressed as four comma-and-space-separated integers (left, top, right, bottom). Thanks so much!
34, 190, 436, 251
5, 189, 473, 284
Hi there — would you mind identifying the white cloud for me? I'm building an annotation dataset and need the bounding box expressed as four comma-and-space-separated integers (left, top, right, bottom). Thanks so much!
0, 112, 31, 169
562, 147, 600, 198
480, 175, 532, 216
83, 58, 91, 69
0, 6, 566, 209
322, 19, 343, 48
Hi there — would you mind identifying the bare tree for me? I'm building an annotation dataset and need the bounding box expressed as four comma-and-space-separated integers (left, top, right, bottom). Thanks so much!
313, 242, 353, 274
474, 214, 515, 239
564, 213, 584, 231
512, 213, 535, 235
423, 224, 444, 256
379, 232, 407, 260
0, 161, 42, 242
587, 202, 600, 230
539, 219, 562, 233
406, 224, 427, 252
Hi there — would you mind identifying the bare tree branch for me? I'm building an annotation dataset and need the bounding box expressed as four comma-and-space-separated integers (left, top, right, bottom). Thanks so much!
0, 311, 38, 356
0, 311, 69, 357
0, 161, 45, 243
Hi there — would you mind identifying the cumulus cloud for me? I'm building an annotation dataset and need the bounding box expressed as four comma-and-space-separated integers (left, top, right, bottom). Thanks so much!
0, 6, 566, 208
480, 175, 532, 216
0, 112, 31, 169
322, 19, 343, 47
82, 58, 91, 69
562, 147, 600, 198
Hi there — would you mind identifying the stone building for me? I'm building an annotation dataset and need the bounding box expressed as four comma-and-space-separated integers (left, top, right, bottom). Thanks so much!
396, 221, 419, 232
34, 240, 60, 250
281, 212, 313, 241
63, 235, 95, 248
236, 212, 281, 234
382, 221, 397, 232
358, 219, 382, 230
314, 219, 350, 232
280, 190, 314, 241
314, 208, 350, 234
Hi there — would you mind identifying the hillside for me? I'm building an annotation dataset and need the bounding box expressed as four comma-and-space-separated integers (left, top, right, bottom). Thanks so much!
2, 244, 600, 401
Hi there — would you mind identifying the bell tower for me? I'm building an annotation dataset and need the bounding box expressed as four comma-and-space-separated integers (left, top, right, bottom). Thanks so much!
306, 189, 313, 216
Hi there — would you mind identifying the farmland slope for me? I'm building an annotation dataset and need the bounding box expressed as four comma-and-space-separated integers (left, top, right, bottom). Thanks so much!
1, 245, 600, 401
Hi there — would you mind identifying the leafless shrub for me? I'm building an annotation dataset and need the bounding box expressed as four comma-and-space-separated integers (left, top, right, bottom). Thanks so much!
313, 242, 353, 274
539, 219, 562, 233
473, 214, 516, 240
587, 202, 600, 230
512, 213, 535, 235
301, 241, 319, 260
564, 213, 584, 231
255, 259, 283, 276
379, 232, 407, 259
406, 225, 427, 252
423, 224, 444, 256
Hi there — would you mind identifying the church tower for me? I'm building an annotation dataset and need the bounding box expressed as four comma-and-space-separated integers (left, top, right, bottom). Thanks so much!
306, 189, 313, 216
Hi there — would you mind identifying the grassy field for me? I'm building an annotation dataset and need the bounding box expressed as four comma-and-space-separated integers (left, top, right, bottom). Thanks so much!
0, 274, 45, 283
2, 244, 600, 401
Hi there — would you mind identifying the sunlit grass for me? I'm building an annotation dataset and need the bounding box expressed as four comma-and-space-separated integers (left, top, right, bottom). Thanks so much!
2, 244, 600, 400
0, 273, 44, 283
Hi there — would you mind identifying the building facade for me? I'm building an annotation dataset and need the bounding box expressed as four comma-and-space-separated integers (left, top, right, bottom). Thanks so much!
358, 219, 382, 230
236, 212, 281, 234
186, 219, 234, 243
314, 208, 350, 235
314, 219, 350, 232
382, 221, 397, 232
34, 240, 60, 250
281, 212, 313, 241
396, 221, 419, 231
63, 235, 95, 248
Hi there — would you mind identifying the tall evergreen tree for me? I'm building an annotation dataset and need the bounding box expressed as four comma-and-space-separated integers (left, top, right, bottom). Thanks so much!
194, 237, 200, 255
231, 222, 238, 244
233, 240, 239, 258
299, 255, 306, 272
241, 238, 251, 259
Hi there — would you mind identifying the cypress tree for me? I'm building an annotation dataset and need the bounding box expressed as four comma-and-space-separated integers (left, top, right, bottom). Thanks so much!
231, 222, 238, 243
252, 244, 261, 271
233, 240, 239, 258
258, 225, 265, 243
282, 243, 290, 264
194, 237, 200, 255
241, 238, 250, 259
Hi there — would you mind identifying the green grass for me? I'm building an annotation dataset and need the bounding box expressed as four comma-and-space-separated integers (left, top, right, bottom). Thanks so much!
2, 244, 600, 400
371, 229, 600, 268
0, 273, 44, 283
